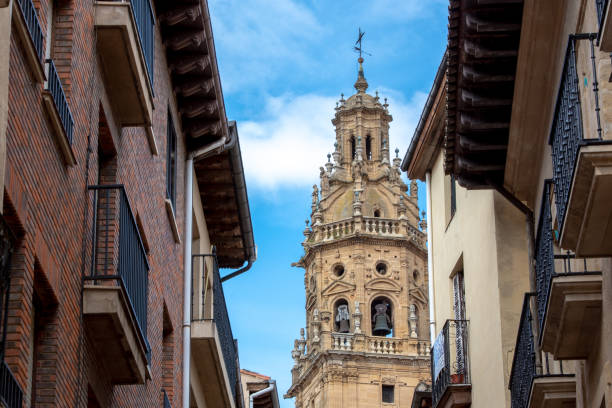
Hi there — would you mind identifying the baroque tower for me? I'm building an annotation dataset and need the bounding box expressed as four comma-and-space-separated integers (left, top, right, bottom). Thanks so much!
286, 57, 431, 408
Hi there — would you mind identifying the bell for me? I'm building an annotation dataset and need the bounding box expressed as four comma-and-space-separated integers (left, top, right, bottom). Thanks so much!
373, 303, 392, 336
373, 314, 391, 336
338, 319, 350, 333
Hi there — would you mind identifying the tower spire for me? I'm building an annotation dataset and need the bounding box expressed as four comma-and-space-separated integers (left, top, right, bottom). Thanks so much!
353, 28, 369, 93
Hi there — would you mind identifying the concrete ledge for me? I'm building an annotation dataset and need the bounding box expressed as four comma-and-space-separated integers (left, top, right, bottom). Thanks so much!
165, 198, 181, 243
191, 320, 236, 408
12, 0, 44, 83
94, 1, 153, 126
83, 285, 147, 384
529, 376, 575, 408
436, 384, 471, 408
42, 91, 76, 166
541, 274, 602, 360
560, 143, 612, 256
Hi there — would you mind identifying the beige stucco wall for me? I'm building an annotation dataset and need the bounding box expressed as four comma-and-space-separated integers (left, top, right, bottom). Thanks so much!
429, 151, 531, 407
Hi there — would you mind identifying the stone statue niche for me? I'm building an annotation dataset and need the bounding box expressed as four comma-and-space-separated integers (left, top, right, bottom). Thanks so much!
334, 300, 350, 333
371, 297, 393, 337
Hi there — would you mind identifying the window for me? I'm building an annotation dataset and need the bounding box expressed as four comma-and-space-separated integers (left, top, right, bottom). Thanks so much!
374, 209, 381, 218
375, 262, 387, 275
350, 136, 356, 160
334, 299, 350, 333
382, 385, 394, 403
366, 135, 372, 160
166, 109, 177, 209
333, 264, 345, 278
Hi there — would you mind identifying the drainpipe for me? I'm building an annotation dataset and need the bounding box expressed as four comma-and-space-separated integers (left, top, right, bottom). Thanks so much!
182, 158, 194, 408
249, 380, 280, 408
426, 171, 436, 343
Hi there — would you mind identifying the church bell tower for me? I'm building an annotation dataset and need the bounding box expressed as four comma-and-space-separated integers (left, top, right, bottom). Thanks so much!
285, 55, 431, 408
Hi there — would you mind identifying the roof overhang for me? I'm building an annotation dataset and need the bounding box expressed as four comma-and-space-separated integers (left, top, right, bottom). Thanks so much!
401, 54, 447, 180
445, 0, 524, 189
193, 122, 255, 269
155, 0, 255, 269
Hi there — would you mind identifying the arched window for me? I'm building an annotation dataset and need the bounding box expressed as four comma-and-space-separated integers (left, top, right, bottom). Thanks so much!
409, 304, 419, 338
350, 136, 356, 160
374, 209, 381, 218
334, 299, 350, 333
371, 297, 393, 337
366, 135, 372, 160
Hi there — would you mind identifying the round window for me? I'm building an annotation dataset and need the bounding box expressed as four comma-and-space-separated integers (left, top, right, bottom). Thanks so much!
376, 262, 387, 275
333, 264, 345, 278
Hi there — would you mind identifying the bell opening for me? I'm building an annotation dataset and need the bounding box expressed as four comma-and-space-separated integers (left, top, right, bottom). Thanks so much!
371, 297, 393, 337
334, 299, 350, 333
333, 264, 345, 278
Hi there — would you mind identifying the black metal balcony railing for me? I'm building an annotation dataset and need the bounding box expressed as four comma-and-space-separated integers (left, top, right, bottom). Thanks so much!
0, 361, 23, 408
16, 0, 44, 61
597, 0, 609, 30
192, 252, 239, 403
550, 34, 605, 233
509, 294, 572, 408
45, 60, 74, 144
162, 389, 171, 408
87, 185, 150, 359
130, 0, 155, 88
535, 181, 600, 335
431, 320, 470, 408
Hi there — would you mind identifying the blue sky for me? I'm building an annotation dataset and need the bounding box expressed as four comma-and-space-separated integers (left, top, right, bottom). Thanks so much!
209, 1, 447, 406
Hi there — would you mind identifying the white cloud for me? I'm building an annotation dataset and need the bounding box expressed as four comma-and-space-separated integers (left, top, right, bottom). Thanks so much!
238, 89, 427, 190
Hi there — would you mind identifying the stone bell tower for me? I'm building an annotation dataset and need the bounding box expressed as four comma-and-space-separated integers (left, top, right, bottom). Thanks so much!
285, 57, 431, 408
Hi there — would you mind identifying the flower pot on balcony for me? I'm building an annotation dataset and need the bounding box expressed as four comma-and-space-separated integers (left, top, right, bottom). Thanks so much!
450, 374, 464, 384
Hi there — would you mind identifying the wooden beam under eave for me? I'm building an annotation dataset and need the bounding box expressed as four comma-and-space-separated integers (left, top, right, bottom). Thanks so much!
165, 31, 205, 51
174, 77, 214, 98
159, 4, 202, 27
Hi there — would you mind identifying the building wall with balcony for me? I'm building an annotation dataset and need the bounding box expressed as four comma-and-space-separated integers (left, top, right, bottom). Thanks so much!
0, 0, 188, 405
427, 148, 531, 408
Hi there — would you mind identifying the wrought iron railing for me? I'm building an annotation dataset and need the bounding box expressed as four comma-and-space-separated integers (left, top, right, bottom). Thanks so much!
45, 59, 74, 144
0, 219, 20, 408
597, 0, 609, 30
16, 0, 44, 61
130, 0, 155, 88
192, 252, 239, 403
86, 185, 150, 359
162, 389, 171, 408
535, 180, 600, 335
550, 34, 605, 233
431, 320, 470, 408
0, 361, 23, 408
509, 294, 572, 408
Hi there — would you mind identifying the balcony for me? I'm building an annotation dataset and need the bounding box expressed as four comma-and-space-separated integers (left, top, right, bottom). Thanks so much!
431, 320, 471, 408
509, 294, 575, 408
597, 0, 612, 51
191, 253, 239, 408
94, 0, 154, 126
536, 183, 602, 359
42, 59, 76, 166
550, 34, 612, 256
0, 361, 23, 408
13, 0, 44, 82
83, 185, 150, 384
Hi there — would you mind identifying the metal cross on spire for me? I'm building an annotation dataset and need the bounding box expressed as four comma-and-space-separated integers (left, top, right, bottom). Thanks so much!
354, 28, 371, 58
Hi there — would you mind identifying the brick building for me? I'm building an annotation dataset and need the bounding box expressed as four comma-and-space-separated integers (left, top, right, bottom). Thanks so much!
0, 0, 255, 407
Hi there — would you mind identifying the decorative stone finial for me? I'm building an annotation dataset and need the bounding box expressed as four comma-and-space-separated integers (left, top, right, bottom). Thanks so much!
395, 148, 399, 158
327, 153, 331, 163
354, 57, 369, 93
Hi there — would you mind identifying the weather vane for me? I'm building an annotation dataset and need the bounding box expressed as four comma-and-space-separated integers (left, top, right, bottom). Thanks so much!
354, 28, 371, 58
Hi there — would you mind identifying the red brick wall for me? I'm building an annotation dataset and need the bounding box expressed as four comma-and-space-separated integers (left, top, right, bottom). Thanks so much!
4, 0, 186, 405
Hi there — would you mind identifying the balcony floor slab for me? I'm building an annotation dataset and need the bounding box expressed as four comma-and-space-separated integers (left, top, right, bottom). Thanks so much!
529, 376, 575, 408
541, 274, 602, 360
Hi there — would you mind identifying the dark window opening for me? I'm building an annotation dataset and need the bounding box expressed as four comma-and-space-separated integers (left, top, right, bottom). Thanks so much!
350, 136, 356, 160
333, 264, 345, 278
374, 209, 381, 218
366, 135, 372, 160
376, 262, 387, 275
166, 109, 177, 210
382, 385, 394, 403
